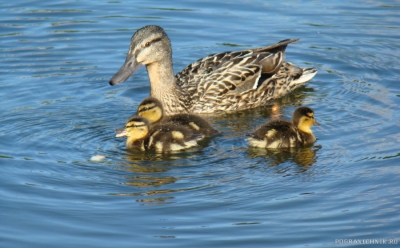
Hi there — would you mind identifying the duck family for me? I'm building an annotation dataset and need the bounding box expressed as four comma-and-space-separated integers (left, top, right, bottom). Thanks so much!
111, 25, 320, 153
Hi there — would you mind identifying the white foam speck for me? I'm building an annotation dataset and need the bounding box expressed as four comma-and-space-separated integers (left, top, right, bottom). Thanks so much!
90, 155, 106, 162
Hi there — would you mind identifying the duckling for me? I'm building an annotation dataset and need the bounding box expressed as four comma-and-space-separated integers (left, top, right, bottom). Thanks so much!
137, 97, 219, 137
116, 116, 199, 153
109, 25, 317, 114
248, 106, 319, 148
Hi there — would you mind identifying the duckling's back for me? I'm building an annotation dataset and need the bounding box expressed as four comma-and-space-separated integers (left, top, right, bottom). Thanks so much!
145, 124, 200, 152
248, 119, 303, 148
164, 114, 219, 137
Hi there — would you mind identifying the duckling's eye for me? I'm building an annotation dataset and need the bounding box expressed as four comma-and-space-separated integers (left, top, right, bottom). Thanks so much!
145, 42, 150, 47
140, 107, 148, 112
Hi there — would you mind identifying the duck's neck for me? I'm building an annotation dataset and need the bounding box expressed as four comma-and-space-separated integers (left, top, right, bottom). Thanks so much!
146, 61, 188, 114
298, 125, 312, 134
126, 137, 145, 151
298, 129, 316, 145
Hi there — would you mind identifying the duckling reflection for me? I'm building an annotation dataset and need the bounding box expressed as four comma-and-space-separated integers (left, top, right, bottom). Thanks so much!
125, 173, 177, 188
115, 140, 205, 198
248, 145, 321, 168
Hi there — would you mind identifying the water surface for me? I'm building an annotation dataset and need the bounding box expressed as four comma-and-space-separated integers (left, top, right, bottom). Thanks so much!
1, 0, 400, 247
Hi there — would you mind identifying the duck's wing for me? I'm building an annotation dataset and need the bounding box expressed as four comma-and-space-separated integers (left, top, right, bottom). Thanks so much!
176, 39, 299, 98
250, 38, 299, 53
251, 38, 299, 74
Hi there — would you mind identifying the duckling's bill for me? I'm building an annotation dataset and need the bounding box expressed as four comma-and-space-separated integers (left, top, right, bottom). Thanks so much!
115, 129, 128, 138
115, 126, 125, 133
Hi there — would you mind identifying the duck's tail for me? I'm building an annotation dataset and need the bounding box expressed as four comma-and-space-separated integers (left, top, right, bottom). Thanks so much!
290, 66, 318, 86
255, 62, 317, 103
282, 62, 317, 88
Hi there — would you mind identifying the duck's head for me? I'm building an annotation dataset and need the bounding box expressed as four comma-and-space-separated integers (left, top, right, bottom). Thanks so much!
109, 25, 171, 86
116, 116, 150, 142
292, 106, 320, 133
137, 97, 164, 124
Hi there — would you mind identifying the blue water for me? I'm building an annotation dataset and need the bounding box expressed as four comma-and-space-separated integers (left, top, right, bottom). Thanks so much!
1, 0, 400, 247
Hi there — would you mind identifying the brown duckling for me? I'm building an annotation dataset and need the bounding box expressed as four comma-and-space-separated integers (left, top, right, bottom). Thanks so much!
137, 97, 219, 137
248, 106, 319, 148
116, 116, 199, 153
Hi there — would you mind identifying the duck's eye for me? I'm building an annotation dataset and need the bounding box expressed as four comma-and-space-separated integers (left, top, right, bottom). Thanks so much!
145, 42, 150, 47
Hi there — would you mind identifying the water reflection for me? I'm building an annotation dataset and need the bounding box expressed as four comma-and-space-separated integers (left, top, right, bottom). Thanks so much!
248, 145, 321, 169
115, 149, 202, 204
123, 163, 176, 188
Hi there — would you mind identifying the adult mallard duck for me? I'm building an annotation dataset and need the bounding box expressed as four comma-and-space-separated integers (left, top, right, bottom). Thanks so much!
248, 106, 319, 148
137, 97, 219, 137
109, 25, 317, 114
116, 115, 200, 153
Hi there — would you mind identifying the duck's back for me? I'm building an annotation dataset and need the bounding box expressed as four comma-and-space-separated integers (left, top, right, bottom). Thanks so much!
177, 51, 288, 97
176, 39, 296, 90
248, 119, 303, 148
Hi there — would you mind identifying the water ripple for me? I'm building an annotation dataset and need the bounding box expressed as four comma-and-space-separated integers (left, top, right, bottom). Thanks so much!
1, 0, 400, 247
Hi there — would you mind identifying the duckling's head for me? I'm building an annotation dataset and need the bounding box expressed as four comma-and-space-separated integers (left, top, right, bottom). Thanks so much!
109, 25, 171, 86
137, 97, 164, 124
116, 116, 150, 142
292, 107, 319, 133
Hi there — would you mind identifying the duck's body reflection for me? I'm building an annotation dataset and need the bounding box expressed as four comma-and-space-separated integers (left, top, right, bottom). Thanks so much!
248, 145, 321, 168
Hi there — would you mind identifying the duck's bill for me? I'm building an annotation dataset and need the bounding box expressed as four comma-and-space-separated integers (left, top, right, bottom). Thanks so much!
115, 126, 125, 133
115, 129, 128, 138
109, 57, 142, 86
314, 120, 321, 126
